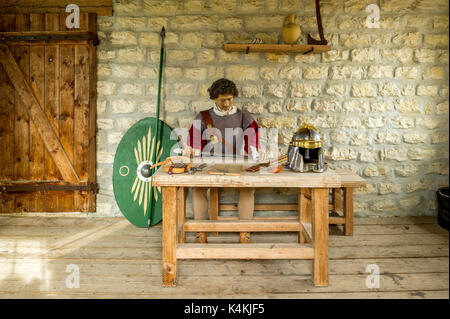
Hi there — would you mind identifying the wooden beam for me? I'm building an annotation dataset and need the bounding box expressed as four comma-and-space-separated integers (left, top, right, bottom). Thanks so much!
312, 188, 329, 286
0, 1, 112, 16
332, 188, 342, 214
162, 187, 177, 287
344, 188, 354, 236
219, 203, 299, 211
0, 0, 111, 6
301, 222, 312, 243
86, 12, 97, 211
209, 187, 219, 236
335, 169, 367, 187
299, 188, 312, 243
0, 7, 112, 16
223, 43, 332, 54
176, 187, 185, 244
218, 215, 297, 221
0, 31, 98, 42
151, 169, 341, 188
183, 220, 301, 232
0, 43, 80, 184
176, 243, 314, 260
329, 216, 345, 225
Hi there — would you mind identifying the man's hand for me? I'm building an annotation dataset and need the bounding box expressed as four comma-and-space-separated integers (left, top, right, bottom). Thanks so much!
182, 145, 202, 158
249, 145, 267, 161
257, 148, 267, 161
182, 145, 194, 158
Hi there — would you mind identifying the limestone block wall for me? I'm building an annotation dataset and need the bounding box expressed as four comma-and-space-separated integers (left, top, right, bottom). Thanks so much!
95, 0, 449, 217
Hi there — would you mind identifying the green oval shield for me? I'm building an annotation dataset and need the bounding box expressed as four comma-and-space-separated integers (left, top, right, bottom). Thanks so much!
113, 117, 178, 228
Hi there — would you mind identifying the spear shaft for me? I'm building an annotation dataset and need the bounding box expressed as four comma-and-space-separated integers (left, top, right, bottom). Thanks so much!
148, 26, 166, 228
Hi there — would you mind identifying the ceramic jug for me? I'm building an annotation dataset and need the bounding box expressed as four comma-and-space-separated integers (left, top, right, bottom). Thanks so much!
282, 13, 301, 44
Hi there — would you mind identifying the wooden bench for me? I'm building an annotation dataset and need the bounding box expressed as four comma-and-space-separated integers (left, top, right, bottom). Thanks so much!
209, 170, 366, 236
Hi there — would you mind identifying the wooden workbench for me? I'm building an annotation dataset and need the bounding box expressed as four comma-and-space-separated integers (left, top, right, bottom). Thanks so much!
152, 165, 341, 287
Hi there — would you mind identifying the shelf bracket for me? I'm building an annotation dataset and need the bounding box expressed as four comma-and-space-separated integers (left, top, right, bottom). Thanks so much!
303, 47, 314, 55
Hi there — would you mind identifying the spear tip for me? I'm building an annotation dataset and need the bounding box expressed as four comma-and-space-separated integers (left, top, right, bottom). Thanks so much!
160, 26, 165, 38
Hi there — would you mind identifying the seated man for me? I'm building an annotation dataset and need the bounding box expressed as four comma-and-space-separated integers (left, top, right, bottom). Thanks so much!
184, 78, 261, 243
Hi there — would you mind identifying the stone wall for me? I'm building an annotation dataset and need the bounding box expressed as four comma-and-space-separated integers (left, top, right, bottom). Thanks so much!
95, 0, 449, 218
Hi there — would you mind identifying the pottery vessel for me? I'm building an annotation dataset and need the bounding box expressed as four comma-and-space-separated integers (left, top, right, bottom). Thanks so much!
282, 13, 301, 44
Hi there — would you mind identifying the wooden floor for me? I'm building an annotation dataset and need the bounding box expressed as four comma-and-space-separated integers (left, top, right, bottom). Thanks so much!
0, 215, 448, 299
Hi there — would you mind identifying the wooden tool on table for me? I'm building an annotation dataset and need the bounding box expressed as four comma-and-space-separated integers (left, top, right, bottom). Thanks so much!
208, 164, 242, 176
245, 154, 287, 172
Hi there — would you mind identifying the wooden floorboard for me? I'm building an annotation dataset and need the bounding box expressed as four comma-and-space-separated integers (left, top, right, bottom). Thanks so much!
0, 216, 448, 299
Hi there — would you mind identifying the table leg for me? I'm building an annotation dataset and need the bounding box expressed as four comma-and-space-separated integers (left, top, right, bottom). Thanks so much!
177, 187, 185, 243
299, 188, 311, 243
162, 186, 177, 287
344, 188, 354, 236
332, 188, 342, 215
312, 188, 329, 286
209, 187, 219, 236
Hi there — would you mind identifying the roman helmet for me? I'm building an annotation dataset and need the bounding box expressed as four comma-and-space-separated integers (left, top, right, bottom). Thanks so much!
286, 124, 326, 173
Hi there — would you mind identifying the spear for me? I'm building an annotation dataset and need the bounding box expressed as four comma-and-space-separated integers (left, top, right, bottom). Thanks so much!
148, 26, 166, 228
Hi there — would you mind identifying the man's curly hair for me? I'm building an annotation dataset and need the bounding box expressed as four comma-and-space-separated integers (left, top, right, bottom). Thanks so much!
207, 78, 239, 100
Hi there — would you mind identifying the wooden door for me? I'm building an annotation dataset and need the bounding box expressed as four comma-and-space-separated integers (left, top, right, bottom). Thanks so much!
0, 13, 97, 213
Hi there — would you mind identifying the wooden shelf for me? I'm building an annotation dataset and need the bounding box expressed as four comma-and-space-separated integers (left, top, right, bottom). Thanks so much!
223, 43, 331, 54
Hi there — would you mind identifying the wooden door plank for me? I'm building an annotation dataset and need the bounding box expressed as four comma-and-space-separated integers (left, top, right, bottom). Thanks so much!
58, 43, 75, 211
13, 14, 30, 181
0, 44, 80, 186
29, 13, 44, 31
12, 13, 30, 212
0, 14, 16, 31
86, 12, 97, 212
73, 44, 90, 211
43, 44, 60, 184
0, 60, 15, 213
44, 14, 59, 179
44, 13, 61, 211
27, 14, 45, 211
0, 64, 15, 182
14, 13, 29, 31
13, 46, 30, 180
28, 44, 45, 211
44, 13, 61, 212
45, 13, 59, 32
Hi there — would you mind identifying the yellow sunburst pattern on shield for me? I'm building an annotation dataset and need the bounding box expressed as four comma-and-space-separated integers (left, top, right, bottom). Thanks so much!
130, 127, 163, 216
